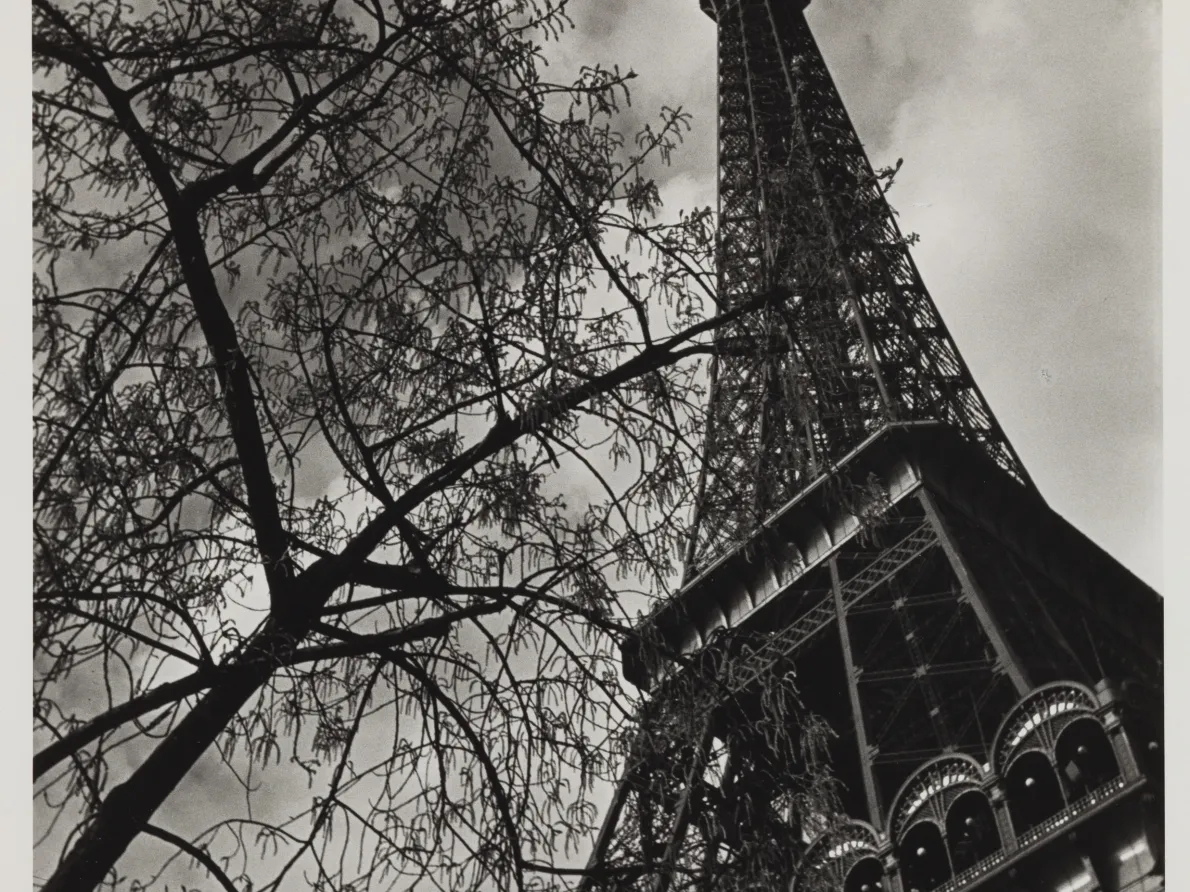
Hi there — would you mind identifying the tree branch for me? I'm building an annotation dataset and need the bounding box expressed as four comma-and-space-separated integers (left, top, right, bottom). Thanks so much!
180, 29, 416, 209
384, 647, 527, 892
35, 590, 215, 668
37, 0, 295, 604
34, 602, 502, 780
33, 237, 173, 501
39, 602, 204, 667
295, 283, 791, 598
143, 823, 241, 892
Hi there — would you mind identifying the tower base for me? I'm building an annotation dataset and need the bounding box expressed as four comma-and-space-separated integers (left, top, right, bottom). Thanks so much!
614, 422, 1161, 892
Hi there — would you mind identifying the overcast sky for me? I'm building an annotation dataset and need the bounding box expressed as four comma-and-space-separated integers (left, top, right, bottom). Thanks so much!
568, 0, 1162, 589
22, 1, 1167, 887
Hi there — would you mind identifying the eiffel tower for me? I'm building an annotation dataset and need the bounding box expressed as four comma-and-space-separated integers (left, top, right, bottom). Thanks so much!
585, 2, 1163, 891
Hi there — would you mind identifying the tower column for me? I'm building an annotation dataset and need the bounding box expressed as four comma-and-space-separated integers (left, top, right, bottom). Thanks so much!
649, 718, 715, 892
1105, 722, 1140, 782
580, 755, 634, 889
988, 783, 1019, 854
882, 850, 906, 892
1095, 682, 1142, 783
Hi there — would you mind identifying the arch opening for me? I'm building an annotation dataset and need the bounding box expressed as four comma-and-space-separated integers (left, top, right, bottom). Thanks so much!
897, 822, 952, 892
944, 790, 1000, 872
843, 855, 886, 892
1054, 716, 1119, 800
1005, 751, 1064, 834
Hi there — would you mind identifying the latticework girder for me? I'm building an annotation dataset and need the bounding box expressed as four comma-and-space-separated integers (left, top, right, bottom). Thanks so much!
687, 0, 1029, 575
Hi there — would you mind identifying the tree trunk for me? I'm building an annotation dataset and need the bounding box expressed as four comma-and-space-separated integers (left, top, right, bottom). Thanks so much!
41, 623, 290, 892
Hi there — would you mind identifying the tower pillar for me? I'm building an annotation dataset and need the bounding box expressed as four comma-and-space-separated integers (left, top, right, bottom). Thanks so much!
882, 850, 906, 892
1096, 681, 1142, 783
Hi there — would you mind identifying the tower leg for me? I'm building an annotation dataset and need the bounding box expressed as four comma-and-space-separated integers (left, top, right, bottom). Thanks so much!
649, 718, 715, 892
918, 490, 1032, 697
580, 754, 636, 891
830, 556, 885, 829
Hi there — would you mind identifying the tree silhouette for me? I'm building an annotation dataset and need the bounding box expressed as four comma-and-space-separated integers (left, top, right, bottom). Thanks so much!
31, 1, 799, 889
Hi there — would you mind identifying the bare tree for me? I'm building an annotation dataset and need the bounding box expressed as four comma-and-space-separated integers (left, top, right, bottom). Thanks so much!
31, 1, 814, 890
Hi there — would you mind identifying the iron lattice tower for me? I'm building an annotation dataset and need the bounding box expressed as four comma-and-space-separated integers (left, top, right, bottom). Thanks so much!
588, 3, 1163, 892
684, 0, 1028, 578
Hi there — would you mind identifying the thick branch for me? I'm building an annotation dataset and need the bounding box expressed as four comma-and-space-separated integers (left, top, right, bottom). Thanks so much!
343, 559, 448, 594
34, 603, 501, 779
288, 283, 790, 616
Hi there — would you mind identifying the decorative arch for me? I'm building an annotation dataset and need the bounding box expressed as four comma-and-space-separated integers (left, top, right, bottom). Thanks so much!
793, 821, 881, 892
887, 754, 987, 844
944, 789, 1000, 872
991, 682, 1098, 777
1054, 715, 1119, 800
897, 821, 952, 892
1004, 750, 1064, 833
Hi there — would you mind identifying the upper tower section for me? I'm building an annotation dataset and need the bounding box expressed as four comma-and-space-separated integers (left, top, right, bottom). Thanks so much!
685, 0, 1030, 576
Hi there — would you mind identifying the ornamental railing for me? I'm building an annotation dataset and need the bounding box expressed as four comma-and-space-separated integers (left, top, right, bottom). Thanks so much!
929, 774, 1131, 892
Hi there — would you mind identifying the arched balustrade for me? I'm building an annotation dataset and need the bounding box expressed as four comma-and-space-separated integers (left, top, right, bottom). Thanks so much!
991, 682, 1098, 778
944, 790, 1000, 873
884, 755, 988, 891
792, 822, 881, 892
1054, 716, 1120, 801
887, 754, 986, 844
898, 821, 951, 892
1004, 749, 1064, 833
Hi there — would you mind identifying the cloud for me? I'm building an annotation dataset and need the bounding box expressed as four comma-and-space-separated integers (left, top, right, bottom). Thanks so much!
818, 1, 1161, 585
